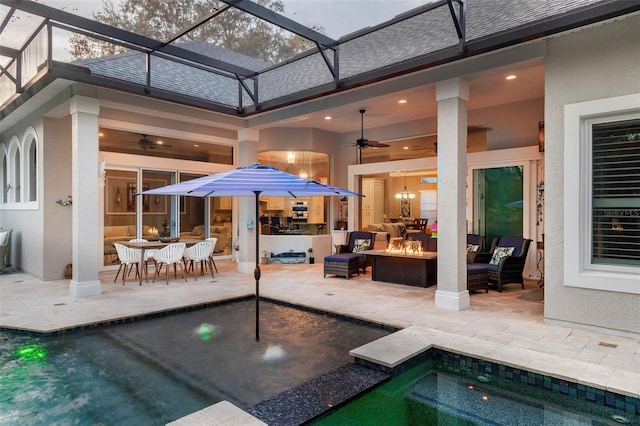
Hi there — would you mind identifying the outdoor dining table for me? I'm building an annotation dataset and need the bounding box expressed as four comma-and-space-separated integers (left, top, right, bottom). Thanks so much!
119, 239, 203, 285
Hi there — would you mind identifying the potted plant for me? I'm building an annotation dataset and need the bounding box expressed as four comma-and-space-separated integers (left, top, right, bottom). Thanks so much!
261, 250, 270, 265
308, 248, 315, 264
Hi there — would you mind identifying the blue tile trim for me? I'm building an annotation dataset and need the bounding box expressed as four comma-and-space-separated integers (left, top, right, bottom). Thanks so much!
431, 348, 639, 416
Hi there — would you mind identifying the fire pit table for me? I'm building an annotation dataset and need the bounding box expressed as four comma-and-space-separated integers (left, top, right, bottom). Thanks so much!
362, 249, 437, 288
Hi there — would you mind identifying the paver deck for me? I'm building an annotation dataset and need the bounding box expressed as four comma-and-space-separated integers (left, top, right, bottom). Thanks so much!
1, 261, 638, 422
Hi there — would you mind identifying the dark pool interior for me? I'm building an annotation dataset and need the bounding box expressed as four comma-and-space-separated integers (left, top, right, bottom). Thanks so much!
0, 299, 392, 425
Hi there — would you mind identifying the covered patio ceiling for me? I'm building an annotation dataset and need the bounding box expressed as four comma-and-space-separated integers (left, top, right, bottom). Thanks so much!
2, 0, 637, 124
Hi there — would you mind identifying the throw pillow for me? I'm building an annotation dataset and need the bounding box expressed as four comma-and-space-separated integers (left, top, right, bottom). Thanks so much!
467, 244, 479, 253
0, 231, 7, 245
352, 239, 371, 253
382, 223, 396, 236
489, 246, 515, 265
192, 225, 205, 236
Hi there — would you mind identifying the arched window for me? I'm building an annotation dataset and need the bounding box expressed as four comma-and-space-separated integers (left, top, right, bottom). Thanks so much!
13, 149, 20, 203
28, 141, 36, 201
1, 149, 7, 204
7, 137, 20, 204
23, 128, 38, 203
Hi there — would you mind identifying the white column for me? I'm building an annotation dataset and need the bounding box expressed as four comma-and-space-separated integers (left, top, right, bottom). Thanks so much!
69, 96, 101, 297
434, 78, 470, 311
236, 128, 259, 274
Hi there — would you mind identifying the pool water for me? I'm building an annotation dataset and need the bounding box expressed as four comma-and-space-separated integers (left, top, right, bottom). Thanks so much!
312, 360, 639, 425
0, 300, 391, 425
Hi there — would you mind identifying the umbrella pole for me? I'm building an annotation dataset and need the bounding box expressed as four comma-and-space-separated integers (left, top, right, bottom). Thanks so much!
254, 191, 261, 341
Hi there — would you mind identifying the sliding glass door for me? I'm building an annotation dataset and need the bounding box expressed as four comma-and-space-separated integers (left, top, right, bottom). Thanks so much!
142, 169, 177, 238
472, 166, 524, 250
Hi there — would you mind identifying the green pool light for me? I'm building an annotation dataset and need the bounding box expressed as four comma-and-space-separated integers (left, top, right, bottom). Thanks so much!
196, 323, 216, 341
16, 344, 47, 361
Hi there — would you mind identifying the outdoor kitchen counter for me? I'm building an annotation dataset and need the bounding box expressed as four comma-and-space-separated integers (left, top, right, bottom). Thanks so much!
259, 234, 332, 261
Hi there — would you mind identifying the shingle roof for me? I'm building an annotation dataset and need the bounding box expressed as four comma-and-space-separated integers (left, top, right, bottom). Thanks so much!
72, 0, 619, 111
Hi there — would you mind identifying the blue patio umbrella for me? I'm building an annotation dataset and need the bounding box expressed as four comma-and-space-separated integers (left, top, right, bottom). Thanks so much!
139, 163, 362, 340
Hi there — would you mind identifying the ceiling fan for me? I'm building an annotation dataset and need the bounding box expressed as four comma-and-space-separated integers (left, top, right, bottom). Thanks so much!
356, 109, 390, 149
137, 134, 171, 150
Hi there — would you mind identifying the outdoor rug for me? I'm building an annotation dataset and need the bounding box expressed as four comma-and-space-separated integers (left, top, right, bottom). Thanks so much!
517, 287, 544, 302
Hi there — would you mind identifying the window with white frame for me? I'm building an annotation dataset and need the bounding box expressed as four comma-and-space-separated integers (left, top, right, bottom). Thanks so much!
25, 136, 37, 202
420, 190, 437, 225
1, 153, 7, 204
591, 118, 640, 267
564, 93, 640, 294
12, 147, 20, 203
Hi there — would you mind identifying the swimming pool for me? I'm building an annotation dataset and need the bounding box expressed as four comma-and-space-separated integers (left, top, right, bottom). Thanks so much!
312, 349, 640, 425
0, 299, 392, 425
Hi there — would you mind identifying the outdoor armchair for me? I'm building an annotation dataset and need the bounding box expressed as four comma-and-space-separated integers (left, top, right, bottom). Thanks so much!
466, 234, 485, 263
404, 232, 431, 251
0, 229, 12, 272
473, 236, 532, 292
335, 231, 376, 272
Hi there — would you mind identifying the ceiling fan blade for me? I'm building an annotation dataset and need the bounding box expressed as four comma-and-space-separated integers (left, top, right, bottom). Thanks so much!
138, 134, 173, 149
355, 110, 389, 149
367, 141, 390, 148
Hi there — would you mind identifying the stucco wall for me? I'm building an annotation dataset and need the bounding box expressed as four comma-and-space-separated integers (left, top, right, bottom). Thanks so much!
544, 15, 640, 336
42, 116, 73, 279
0, 120, 46, 277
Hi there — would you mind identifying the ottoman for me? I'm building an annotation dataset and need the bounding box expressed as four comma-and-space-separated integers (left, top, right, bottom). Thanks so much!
323, 253, 362, 279
467, 264, 489, 293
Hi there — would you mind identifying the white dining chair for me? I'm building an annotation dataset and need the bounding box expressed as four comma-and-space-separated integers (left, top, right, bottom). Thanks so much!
113, 243, 142, 285
153, 242, 187, 285
183, 241, 215, 280
205, 237, 219, 273
128, 238, 156, 276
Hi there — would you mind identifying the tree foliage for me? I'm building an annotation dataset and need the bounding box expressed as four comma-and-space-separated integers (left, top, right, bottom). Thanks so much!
68, 0, 321, 65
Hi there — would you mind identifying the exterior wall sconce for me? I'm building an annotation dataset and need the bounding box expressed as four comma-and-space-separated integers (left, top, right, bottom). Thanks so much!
115, 186, 122, 204
287, 152, 296, 164
56, 195, 72, 206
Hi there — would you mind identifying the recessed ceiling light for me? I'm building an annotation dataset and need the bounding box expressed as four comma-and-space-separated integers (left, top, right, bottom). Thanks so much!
98, 132, 104, 137
324, 116, 332, 120
157, 140, 163, 145
193, 144, 199, 147
403, 146, 409, 150
398, 99, 407, 104
505, 74, 517, 80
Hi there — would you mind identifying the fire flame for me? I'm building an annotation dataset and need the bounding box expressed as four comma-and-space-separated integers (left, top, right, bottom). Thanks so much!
386, 240, 423, 255
148, 226, 158, 234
